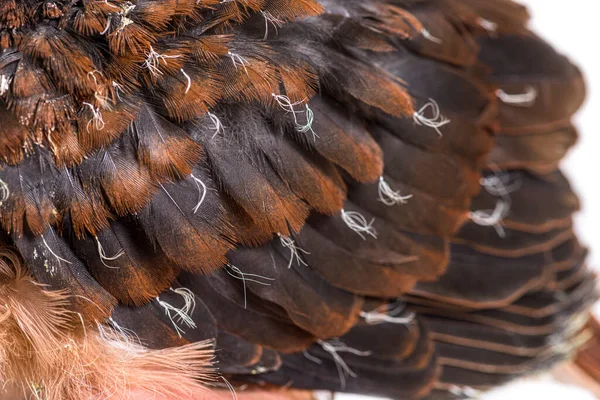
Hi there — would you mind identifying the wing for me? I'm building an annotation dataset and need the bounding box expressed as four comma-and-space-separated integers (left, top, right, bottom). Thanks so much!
0, 0, 593, 399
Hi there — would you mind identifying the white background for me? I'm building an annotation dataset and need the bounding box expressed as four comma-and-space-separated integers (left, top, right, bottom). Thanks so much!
336, 1, 600, 399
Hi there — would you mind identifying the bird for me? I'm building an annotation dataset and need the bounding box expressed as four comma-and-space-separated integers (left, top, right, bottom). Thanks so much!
0, 0, 594, 399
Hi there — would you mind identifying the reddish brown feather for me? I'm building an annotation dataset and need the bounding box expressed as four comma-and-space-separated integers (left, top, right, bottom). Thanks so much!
66, 189, 112, 239
363, 4, 423, 39
77, 100, 138, 153
0, 187, 56, 238
47, 123, 85, 168
107, 22, 156, 58
138, 129, 204, 181
160, 72, 223, 122
187, 35, 232, 66
19, 26, 102, 98
309, 98, 384, 183
97, 155, 158, 216
263, 0, 324, 21
23, 194, 56, 237
0, 1, 26, 30
343, 64, 415, 117
0, 103, 29, 164
277, 61, 319, 104
70, 4, 110, 36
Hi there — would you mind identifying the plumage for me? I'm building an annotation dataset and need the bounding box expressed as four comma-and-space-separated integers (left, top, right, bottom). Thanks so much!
0, 0, 594, 399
